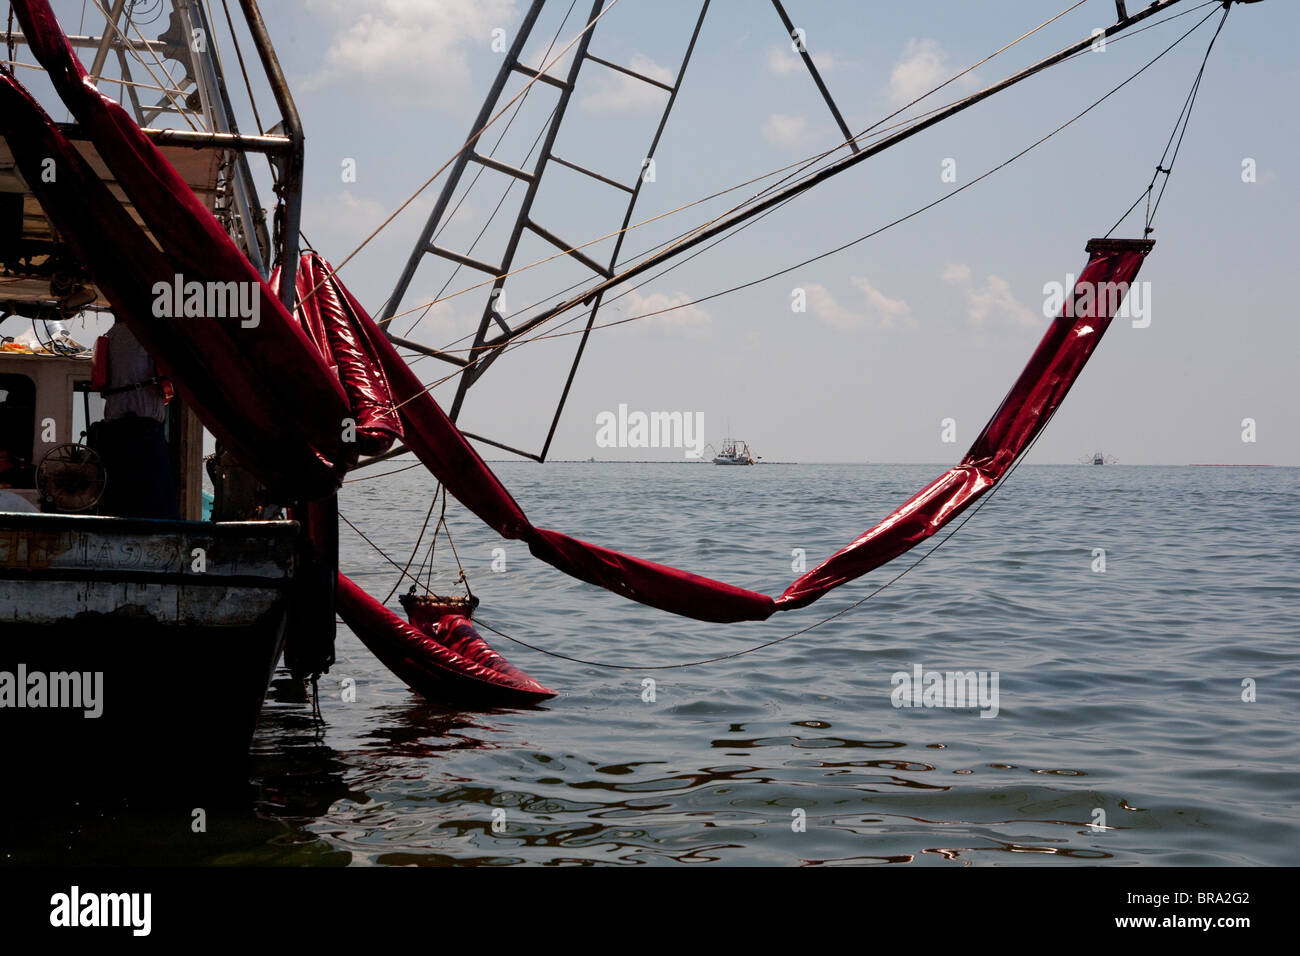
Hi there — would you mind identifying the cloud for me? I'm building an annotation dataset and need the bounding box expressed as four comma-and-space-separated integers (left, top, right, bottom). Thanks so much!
804, 278, 909, 330
401, 298, 469, 337
762, 112, 810, 148
302, 0, 517, 101
942, 263, 1037, 328
624, 289, 711, 333
301, 192, 392, 252
940, 262, 971, 284
887, 38, 972, 106
851, 277, 910, 325
579, 54, 673, 113
766, 46, 838, 76
302, 187, 452, 249
312, 191, 389, 231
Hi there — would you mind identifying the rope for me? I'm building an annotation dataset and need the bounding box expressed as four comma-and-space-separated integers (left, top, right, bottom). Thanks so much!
340, 512, 434, 595
217, 0, 264, 136
388, 0, 1090, 336
335, 2, 1224, 671
342, 459, 423, 483
476, 433, 1042, 670
399, 0, 1217, 361
1105, 3, 1232, 238
336, 7, 1223, 668
295, 0, 623, 311
1146, 3, 1230, 231
393, 4, 1223, 408
381, 487, 439, 605
395, 0, 578, 335
343, 404, 1062, 671
86, 0, 201, 130
391, 99, 962, 336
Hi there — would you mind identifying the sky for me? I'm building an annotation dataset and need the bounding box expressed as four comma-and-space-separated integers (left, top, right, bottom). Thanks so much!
31, 0, 1300, 464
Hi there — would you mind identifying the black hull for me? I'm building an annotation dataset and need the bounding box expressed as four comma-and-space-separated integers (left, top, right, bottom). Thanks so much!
0, 514, 299, 803
2, 613, 286, 796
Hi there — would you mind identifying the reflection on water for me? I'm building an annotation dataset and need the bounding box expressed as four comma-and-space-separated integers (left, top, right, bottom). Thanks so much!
4, 465, 1297, 866
249, 706, 1136, 867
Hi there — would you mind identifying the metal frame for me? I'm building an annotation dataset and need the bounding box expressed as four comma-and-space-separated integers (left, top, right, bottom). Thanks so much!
7, 0, 302, 293
475, 0, 1195, 351
236, 0, 304, 306
378, 0, 710, 461
769, 0, 858, 154
368, 0, 1197, 468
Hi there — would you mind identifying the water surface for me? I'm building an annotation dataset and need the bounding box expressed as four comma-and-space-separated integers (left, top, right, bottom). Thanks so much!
11, 464, 1300, 866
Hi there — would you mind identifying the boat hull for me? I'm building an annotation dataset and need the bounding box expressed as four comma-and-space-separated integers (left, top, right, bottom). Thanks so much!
0, 513, 298, 798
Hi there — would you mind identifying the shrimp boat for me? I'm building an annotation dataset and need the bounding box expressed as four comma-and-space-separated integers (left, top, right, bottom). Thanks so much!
0, 0, 1272, 793
713, 439, 756, 466
0, 0, 323, 788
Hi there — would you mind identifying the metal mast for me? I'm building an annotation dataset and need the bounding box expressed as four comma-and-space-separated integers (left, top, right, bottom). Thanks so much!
378, 0, 711, 460
374, 0, 1201, 465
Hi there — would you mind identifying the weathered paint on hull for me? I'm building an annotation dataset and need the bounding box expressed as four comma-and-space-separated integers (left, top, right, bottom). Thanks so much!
0, 514, 298, 798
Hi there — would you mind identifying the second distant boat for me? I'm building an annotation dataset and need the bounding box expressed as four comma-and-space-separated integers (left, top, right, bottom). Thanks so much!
713, 438, 756, 466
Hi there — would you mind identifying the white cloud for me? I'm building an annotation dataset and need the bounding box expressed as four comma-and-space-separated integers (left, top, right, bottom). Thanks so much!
302, 187, 451, 248
887, 38, 972, 106
579, 54, 673, 113
625, 289, 711, 332
302, 0, 517, 102
403, 298, 467, 337
804, 283, 857, 330
942, 263, 1037, 328
301, 192, 390, 250
766, 46, 838, 76
804, 278, 909, 331
762, 112, 809, 148
940, 262, 971, 284
966, 274, 1037, 327
851, 276, 910, 326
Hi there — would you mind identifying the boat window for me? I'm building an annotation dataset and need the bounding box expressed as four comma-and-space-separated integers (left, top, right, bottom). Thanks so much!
0, 372, 37, 488
72, 379, 106, 447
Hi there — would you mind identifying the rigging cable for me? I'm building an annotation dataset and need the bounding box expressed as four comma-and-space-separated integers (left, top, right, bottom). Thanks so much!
296, 0, 624, 308
390, 0, 1219, 345
338, 5, 1231, 669
216, 0, 265, 135
389, 0, 1093, 337
1105, 1, 1232, 237
386, 0, 1215, 364
381, 486, 440, 605
394, 4, 1225, 406
395, 0, 579, 335
379, 4, 582, 596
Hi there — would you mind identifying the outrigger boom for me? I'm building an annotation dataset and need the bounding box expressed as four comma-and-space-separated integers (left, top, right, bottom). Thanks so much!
394, 0, 1205, 368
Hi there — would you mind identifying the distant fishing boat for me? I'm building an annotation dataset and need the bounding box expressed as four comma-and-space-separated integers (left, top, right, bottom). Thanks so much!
1083, 450, 1118, 465
713, 438, 756, 466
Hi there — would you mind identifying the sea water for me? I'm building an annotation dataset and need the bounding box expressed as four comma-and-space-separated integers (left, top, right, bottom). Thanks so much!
9, 464, 1299, 866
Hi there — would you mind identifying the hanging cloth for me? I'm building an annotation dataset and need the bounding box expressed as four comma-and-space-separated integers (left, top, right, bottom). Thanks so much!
335, 240, 1154, 622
